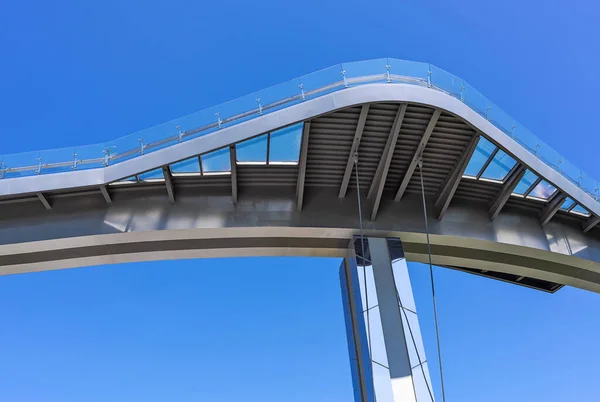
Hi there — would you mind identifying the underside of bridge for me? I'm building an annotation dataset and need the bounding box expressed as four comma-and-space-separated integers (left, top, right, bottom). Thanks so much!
1, 85, 600, 293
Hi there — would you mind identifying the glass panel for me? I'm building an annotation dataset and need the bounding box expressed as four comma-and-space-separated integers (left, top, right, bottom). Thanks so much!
256, 78, 303, 115
560, 197, 575, 211
175, 105, 221, 142
527, 180, 557, 200
463, 137, 495, 177
108, 133, 144, 164
371, 360, 394, 402
363, 307, 387, 368
1, 150, 41, 179
138, 168, 164, 182
388, 58, 430, 84
37, 145, 105, 174
269, 123, 303, 163
342, 58, 388, 84
488, 102, 516, 137
339, 262, 362, 402
480, 150, 517, 181
356, 264, 378, 312
429, 64, 463, 98
571, 204, 590, 216
202, 147, 231, 173
513, 170, 538, 195
236, 134, 268, 163
213, 92, 259, 130
412, 362, 434, 402
170, 157, 201, 174
298, 64, 344, 99
462, 80, 490, 117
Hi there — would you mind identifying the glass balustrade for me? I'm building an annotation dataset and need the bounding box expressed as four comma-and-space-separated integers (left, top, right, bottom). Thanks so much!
0, 58, 596, 206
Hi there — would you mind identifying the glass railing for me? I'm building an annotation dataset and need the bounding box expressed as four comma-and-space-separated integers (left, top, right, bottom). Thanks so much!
1, 58, 598, 204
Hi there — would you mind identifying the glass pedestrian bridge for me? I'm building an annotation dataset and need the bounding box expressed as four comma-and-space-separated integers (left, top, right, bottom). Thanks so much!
1, 58, 598, 203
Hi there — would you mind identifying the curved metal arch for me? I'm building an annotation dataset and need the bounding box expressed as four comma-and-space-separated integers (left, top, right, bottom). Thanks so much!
2, 83, 598, 219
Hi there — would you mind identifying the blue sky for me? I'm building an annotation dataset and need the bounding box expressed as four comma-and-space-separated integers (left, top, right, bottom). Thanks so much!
1, 0, 600, 400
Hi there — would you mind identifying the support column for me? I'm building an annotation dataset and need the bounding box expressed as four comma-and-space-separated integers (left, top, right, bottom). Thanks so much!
340, 237, 434, 402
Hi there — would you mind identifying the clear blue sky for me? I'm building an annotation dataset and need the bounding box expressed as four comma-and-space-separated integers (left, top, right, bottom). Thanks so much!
1, 0, 599, 401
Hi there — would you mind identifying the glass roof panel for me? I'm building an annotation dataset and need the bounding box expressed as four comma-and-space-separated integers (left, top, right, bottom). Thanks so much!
138, 168, 164, 182
480, 150, 517, 181
236, 134, 268, 163
463, 137, 496, 177
513, 170, 538, 195
269, 123, 303, 163
571, 204, 590, 216
202, 147, 231, 172
170, 157, 201, 174
527, 180, 557, 200
560, 197, 575, 211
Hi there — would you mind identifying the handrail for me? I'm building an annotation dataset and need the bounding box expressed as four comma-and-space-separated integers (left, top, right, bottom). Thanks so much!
1, 58, 597, 205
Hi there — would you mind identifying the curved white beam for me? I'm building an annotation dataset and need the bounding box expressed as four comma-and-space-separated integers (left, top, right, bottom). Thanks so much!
1, 83, 597, 222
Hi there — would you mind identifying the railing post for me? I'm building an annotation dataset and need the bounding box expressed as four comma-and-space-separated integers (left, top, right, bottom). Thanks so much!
36, 157, 42, 175
511, 124, 516, 139
299, 83, 306, 101
460, 82, 465, 102
386, 64, 392, 83
0, 162, 5, 179
103, 148, 112, 167
341, 69, 348, 88
72, 153, 78, 170
256, 97, 263, 115
486, 105, 492, 121
138, 138, 146, 155
216, 112, 222, 130
427, 65, 432, 88
177, 125, 183, 142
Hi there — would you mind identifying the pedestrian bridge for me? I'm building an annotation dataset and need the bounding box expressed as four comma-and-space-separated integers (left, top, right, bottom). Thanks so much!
1, 58, 600, 293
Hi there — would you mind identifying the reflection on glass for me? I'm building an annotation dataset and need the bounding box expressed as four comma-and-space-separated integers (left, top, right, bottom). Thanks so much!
202, 148, 231, 174
138, 168, 164, 182
269, 123, 303, 163
170, 157, 201, 175
528, 180, 557, 200
463, 137, 495, 177
480, 150, 517, 181
571, 204, 590, 216
560, 197, 575, 211
513, 170, 538, 195
236, 134, 268, 164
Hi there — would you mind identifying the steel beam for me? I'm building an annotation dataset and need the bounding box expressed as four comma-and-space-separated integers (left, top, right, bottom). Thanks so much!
476, 147, 499, 179
394, 109, 441, 202
489, 165, 526, 221
540, 192, 567, 226
162, 166, 175, 203
434, 134, 480, 219
99, 185, 112, 204
230, 146, 238, 204
339, 104, 370, 198
296, 121, 311, 211
583, 216, 600, 233
370, 104, 407, 220
36, 192, 51, 210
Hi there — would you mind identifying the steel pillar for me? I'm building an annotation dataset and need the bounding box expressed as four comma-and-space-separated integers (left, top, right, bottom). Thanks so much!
340, 237, 434, 401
